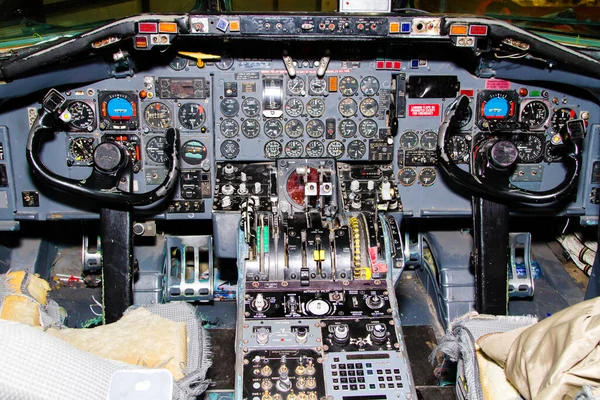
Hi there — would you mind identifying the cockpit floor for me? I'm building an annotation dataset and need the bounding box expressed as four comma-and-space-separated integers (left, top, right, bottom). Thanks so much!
45, 239, 587, 399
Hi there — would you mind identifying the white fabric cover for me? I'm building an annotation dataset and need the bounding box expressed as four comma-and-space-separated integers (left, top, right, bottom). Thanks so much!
0, 319, 139, 400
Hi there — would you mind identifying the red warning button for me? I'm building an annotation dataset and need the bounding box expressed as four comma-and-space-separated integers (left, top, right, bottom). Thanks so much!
408, 104, 440, 117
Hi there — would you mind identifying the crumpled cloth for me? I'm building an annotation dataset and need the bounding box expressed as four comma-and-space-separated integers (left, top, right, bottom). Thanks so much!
478, 297, 600, 400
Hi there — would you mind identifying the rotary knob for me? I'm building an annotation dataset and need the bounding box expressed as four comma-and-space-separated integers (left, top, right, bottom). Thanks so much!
333, 324, 350, 346
370, 323, 387, 345
365, 294, 385, 310
276, 371, 292, 392
256, 327, 270, 345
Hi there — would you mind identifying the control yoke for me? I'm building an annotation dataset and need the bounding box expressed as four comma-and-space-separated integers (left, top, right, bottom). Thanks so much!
438, 95, 582, 205
26, 89, 179, 206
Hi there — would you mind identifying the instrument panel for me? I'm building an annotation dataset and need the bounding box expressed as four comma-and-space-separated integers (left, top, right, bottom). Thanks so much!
0, 37, 596, 222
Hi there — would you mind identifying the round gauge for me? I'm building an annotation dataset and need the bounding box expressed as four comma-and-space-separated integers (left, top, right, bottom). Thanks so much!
420, 131, 438, 151
220, 119, 239, 138
169, 56, 188, 71
418, 167, 437, 186
327, 140, 345, 158
359, 98, 378, 117
181, 140, 207, 165
67, 101, 95, 130
69, 137, 95, 163
285, 140, 304, 157
264, 140, 283, 159
285, 119, 304, 138
220, 98, 239, 117
264, 120, 283, 138
306, 98, 326, 117
359, 119, 378, 138
309, 77, 327, 95
285, 98, 304, 117
347, 140, 366, 159
456, 105, 473, 129
447, 136, 469, 161
339, 76, 359, 96
144, 102, 172, 130
544, 141, 563, 162
521, 100, 549, 130
220, 140, 240, 159
400, 131, 419, 150
287, 77, 306, 95
241, 119, 261, 138
552, 108, 576, 133
100, 92, 138, 130
145, 136, 169, 164
339, 119, 358, 138
242, 97, 261, 118
398, 168, 417, 186
360, 76, 380, 96
479, 91, 517, 120
516, 135, 544, 162
338, 98, 358, 118
306, 119, 325, 138
306, 140, 325, 157
215, 54, 234, 70
178, 103, 206, 130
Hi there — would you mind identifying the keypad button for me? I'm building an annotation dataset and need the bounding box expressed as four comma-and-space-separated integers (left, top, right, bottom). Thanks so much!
386, 376, 393, 381
339, 364, 346, 369
388, 383, 394, 388
332, 364, 337, 370
359, 384, 366, 389
356, 363, 363, 368
341, 378, 348, 384
332, 371, 338, 376
377, 369, 383, 374
349, 378, 357, 384
334, 357, 340, 362
340, 371, 347, 376
369, 384, 376, 389
348, 371, 356, 376
367, 370, 374, 375
342, 385, 349, 390
358, 377, 365, 383
333, 385, 339, 390
350, 385, 358, 390
347, 363, 355, 369
333, 378, 339, 383
379, 384, 386, 389
357, 370, 364, 376
397, 383, 404, 388
366, 363, 372, 368
395, 376, 402, 381
385, 369, 392, 374
378, 377, 384, 382
393, 369, 400, 374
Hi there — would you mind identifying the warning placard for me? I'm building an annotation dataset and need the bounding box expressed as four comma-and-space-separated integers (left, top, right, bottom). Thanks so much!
485, 79, 511, 90
408, 104, 440, 117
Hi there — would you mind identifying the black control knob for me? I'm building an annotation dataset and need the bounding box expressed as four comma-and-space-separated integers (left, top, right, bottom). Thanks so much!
489, 140, 518, 169
93, 142, 123, 172
333, 324, 350, 346
370, 323, 388, 345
